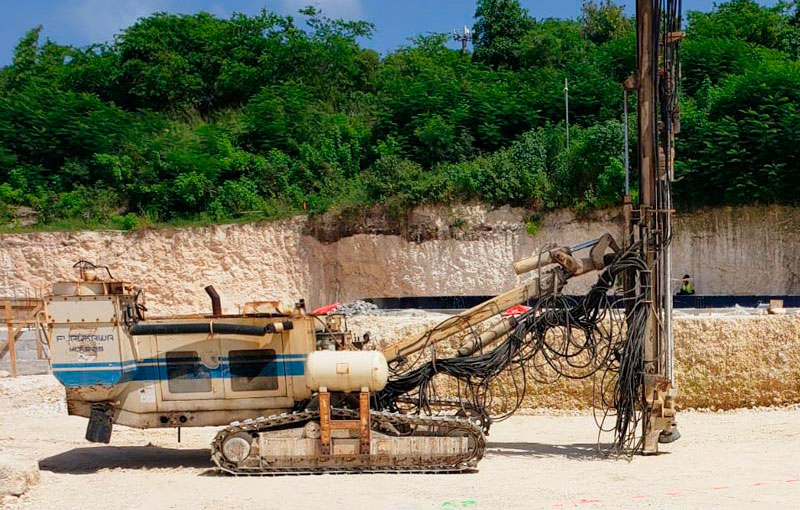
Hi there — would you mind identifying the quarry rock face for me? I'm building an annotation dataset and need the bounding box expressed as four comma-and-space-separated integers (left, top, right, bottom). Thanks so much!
348, 312, 800, 411
0, 217, 312, 315
4, 205, 793, 410
519, 314, 800, 410
672, 205, 800, 297
0, 205, 797, 314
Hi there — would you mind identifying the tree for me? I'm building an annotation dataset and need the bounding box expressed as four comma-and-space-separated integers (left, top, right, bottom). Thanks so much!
472, 0, 534, 69
677, 59, 800, 206
580, 1, 633, 45
0, 1, 799, 229
519, 19, 588, 69
688, 0, 800, 56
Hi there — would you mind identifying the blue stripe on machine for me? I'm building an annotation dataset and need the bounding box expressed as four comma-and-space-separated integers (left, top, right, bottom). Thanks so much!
52, 357, 306, 386
52, 360, 140, 369
54, 369, 137, 386
51, 353, 307, 370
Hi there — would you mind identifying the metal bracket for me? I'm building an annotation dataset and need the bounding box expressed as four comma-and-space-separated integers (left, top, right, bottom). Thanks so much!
318, 387, 371, 459
589, 233, 620, 269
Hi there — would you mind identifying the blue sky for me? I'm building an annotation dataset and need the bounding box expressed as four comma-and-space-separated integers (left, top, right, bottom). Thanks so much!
0, 0, 782, 65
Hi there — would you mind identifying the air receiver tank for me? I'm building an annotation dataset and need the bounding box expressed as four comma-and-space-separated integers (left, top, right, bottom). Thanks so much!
306, 351, 389, 392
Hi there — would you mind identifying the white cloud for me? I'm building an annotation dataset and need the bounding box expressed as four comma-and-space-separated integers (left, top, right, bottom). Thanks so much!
280, 0, 363, 19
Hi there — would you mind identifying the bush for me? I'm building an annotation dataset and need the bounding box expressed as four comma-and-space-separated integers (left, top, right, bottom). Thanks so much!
173, 171, 212, 210
111, 213, 152, 230
48, 187, 121, 223
363, 155, 449, 212
676, 60, 800, 206
557, 120, 624, 208
0, 183, 22, 224
1, 1, 799, 230
209, 178, 265, 219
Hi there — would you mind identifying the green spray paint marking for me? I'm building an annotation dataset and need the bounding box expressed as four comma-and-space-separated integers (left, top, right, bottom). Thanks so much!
440, 500, 477, 508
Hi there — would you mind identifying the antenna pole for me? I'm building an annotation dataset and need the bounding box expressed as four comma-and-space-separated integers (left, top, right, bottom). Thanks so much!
564, 78, 570, 149
624, 89, 630, 194
453, 26, 472, 53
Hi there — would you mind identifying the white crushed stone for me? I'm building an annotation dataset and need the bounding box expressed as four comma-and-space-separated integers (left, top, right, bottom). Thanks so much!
332, 300, 383, 317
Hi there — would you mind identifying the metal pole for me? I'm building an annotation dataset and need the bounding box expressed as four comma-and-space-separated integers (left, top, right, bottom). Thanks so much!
623, 90, 630, 195
636, 0, 661, 454
453, 26, 471, 54
665, 194, 674, 384
564, 78, 570, 149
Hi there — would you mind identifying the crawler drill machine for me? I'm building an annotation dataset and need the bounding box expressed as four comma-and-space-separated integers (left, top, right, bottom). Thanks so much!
41, 0, 681, 473
44, 234, 621, 474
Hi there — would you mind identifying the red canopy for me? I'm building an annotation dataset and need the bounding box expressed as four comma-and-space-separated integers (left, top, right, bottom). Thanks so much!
312, 302, 340, 315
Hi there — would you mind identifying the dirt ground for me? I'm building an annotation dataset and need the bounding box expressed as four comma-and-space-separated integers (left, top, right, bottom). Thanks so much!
1, 375, 798, 510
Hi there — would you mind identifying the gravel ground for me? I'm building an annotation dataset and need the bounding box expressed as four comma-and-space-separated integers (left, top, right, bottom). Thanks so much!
1, 375, 798, 510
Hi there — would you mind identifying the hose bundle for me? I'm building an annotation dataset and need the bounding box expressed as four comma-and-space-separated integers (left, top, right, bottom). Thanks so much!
377, 244, 651, 457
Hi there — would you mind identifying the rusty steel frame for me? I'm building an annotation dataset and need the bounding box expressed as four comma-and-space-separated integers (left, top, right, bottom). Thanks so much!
319, 388, 371, 457
1, 297, 46, 377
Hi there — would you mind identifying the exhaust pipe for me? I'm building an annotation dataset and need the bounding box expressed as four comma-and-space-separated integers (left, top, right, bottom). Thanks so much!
205, 285, 222, 317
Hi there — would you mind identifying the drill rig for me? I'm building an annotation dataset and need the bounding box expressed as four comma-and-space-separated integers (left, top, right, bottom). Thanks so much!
45, 236, 634, 475
40, 0, 680, 473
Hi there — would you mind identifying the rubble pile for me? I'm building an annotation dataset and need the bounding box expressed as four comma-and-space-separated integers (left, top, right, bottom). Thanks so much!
333, 300, 383, 317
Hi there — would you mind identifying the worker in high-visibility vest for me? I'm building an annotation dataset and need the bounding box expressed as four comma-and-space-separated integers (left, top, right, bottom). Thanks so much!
678, 274, 695, 295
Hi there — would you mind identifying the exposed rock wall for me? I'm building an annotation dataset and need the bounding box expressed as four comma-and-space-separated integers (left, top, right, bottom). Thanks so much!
306, 205, 622, 305
673, 206, 800, 296
520, 314, 800, 410
0, 218, 312, 314
0, 205, 797, 314
351, 313, 800, 410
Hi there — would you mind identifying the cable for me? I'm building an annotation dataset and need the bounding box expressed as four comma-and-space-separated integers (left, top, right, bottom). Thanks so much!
377, 243, 652, 458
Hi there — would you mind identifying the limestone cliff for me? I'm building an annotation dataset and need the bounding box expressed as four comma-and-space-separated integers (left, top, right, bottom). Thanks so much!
0, 205, 797, 314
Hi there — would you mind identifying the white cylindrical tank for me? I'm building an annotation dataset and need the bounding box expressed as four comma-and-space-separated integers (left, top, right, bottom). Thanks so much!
306, 351, 389, 392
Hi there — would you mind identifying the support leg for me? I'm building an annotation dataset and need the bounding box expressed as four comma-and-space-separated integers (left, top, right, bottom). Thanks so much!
319, 388, 331, 457
359, 388, 371, 455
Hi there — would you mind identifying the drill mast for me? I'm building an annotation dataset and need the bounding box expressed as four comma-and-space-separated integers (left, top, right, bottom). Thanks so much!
629, 0, 682, 452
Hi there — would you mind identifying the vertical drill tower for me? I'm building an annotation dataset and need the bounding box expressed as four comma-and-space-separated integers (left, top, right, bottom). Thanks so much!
627, 0, 683, 453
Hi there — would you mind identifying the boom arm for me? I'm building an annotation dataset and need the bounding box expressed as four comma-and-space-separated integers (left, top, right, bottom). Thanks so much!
381, 234, 619, 363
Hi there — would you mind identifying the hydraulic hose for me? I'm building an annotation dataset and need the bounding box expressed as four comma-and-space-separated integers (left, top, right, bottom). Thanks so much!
128, 321, 293, 336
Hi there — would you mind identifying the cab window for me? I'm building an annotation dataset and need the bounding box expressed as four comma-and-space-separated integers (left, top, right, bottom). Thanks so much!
229, 349, 278, 391
165, 351, 211, 393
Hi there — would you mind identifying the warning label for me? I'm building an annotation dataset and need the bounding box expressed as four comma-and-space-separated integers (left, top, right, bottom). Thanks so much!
138, 386, 156, 404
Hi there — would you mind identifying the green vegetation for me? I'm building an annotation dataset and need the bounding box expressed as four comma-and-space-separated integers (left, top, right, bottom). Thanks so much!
0, 0, 799, 230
